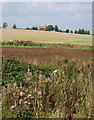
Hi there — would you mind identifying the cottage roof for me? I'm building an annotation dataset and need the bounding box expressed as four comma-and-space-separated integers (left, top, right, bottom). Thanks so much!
39, 26, 47, 29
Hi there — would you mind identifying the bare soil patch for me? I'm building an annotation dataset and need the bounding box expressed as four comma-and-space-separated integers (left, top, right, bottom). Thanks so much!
2, 47, 93, 63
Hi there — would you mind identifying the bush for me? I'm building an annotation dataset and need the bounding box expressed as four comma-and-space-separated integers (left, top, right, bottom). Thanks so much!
65, 29, 69, 33
2, 58, 28, 86
2, 58, 55, 87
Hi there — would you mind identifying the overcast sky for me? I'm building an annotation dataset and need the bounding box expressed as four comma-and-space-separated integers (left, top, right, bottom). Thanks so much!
2, 2, 92, 31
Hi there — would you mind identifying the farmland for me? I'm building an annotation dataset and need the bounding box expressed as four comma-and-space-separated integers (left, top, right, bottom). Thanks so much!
2, 29, 92, 46
2, 29, 94, 119
2, 47, 93, 63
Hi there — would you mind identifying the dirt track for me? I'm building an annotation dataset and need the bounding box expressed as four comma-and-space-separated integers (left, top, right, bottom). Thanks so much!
2, 47, 93, 63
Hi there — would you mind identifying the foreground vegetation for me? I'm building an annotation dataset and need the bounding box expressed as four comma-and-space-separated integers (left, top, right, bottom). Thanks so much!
2, 40, 94, 49
2, 58, 93, 118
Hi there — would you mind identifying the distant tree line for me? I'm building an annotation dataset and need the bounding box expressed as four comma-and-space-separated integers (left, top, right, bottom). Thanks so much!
2, 22, 91, 35
64, 28, 90, 35
26, 26, 38, 30
45, 25, 90, 35
74, 29, 90, 35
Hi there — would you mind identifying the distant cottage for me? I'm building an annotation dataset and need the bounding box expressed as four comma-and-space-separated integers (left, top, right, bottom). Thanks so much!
38, 26, 47, 30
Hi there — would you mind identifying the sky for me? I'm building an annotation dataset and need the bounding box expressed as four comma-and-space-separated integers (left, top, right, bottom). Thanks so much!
2, 2, 92, 32
1, 0, 93, 2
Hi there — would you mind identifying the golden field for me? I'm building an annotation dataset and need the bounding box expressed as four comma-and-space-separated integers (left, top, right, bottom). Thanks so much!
1, 29, 92, 46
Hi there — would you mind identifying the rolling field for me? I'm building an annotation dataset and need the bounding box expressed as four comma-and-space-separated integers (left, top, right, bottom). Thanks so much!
2, 29, 92, 46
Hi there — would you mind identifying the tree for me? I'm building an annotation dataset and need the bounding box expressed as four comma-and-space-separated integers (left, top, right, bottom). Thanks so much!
79, 29, 84, 34
58, 29, 63, 32
54, 25, 58, 32
12, 24, 17, 29
74, 29, 90, 35
78, 29, 81, 34
3, 22, 8, 28
70, 30, 73, 33
34, 26, 38, 30
31, 26, 35, 30
74, 30, 78, 34
66, 29, 69, 33
46, 25, 54, 31
84, 29, 90, 35
87, 30, 90, 35
26, 27, 30, 30
31, 26, 38, 30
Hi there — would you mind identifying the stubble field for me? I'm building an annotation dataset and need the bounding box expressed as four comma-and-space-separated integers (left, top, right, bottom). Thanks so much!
2, 29, 92, 46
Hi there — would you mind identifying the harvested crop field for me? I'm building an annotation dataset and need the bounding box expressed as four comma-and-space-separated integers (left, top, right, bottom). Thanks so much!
2, 47, 93, 63
2, 29, 92, 46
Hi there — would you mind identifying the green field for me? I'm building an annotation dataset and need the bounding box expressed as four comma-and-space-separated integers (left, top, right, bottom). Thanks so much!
2, 29, 92, 46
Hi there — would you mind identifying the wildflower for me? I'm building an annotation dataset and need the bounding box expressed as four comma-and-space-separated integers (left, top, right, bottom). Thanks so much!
13, 82, 17, 87
27, 94, 31, 97
20, 92, 25, 96
28, 68, 30, 72
38, 74, 42, 80
45, 78, 48, 83
20, 83, 23, 88
38, 90, 42, 95
53, 70, 58, 73
28, 102, 31, 105
24, 97, 27, 100
10, 101, 16, 109
24, 101, 28, 104
10, 105, 16, 109
19, 99, 23, 104
20, 92, 23, 96
62, 79, 64, 82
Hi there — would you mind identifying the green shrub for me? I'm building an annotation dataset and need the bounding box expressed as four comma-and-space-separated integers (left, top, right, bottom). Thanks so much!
2, 58, 28, 86
2, 58, 55, 87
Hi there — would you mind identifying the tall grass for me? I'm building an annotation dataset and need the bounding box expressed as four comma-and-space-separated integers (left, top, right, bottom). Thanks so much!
2, 58, 93, 118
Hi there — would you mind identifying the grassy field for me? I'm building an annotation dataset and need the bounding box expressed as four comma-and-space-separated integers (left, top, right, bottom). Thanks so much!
2, 29, 92, 46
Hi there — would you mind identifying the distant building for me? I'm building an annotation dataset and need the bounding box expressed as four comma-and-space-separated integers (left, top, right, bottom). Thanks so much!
38, 26, 47, 30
